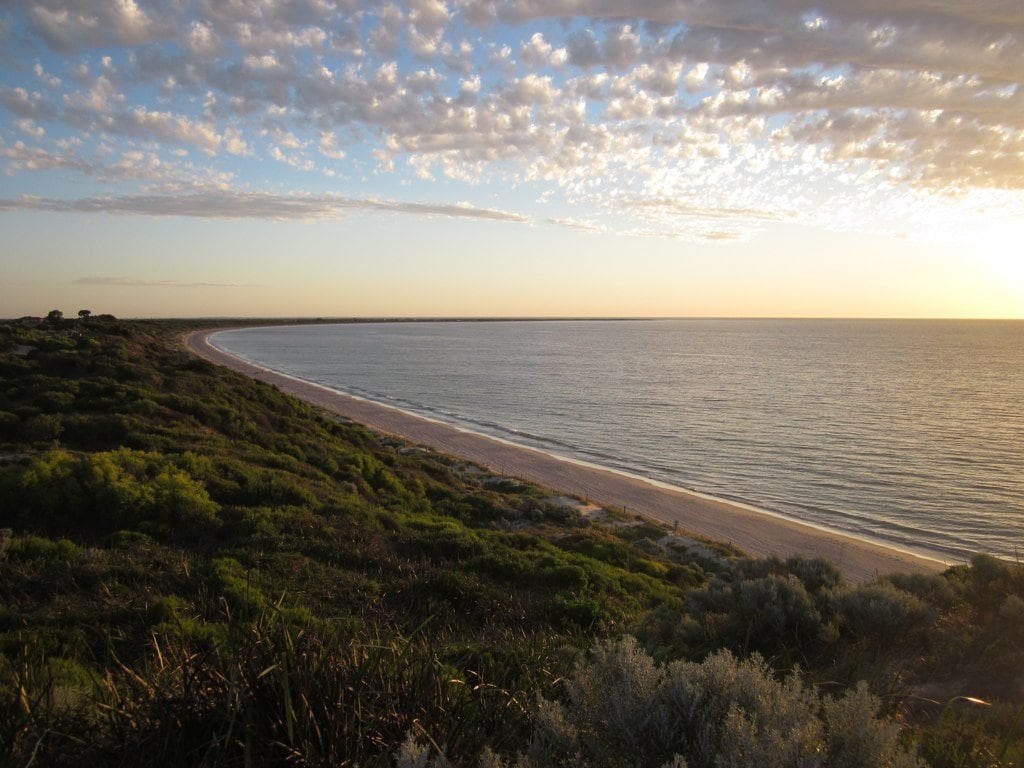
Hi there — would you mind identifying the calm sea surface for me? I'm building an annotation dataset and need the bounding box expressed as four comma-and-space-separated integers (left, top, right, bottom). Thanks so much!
212, 320, 1024, 562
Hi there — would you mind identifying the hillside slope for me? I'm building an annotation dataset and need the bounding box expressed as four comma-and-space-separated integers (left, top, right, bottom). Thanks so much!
0, 317, 1020, 767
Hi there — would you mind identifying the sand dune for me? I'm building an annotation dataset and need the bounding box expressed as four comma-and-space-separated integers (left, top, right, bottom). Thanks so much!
185, 329, 950, 584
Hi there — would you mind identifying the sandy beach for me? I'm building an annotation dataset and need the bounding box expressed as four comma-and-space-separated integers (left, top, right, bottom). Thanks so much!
184, 328, 950, 584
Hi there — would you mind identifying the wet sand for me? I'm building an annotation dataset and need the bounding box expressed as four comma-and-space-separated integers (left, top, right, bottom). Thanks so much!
184, 328, 950, 583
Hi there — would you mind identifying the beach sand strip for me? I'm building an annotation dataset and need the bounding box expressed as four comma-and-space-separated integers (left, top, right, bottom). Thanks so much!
185, 329, 949, 584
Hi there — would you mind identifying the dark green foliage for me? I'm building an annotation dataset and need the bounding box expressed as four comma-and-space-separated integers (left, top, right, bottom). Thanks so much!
834, 582, 932, 640
1, 448, 220, 538
884, 571, 959, 610
1, 318, 1021, 766
5, 611, 557, 767
917, 702, 1024, 768
963, 554, 1024, 613
685, 572, 826, 664
0, 318, 694, 765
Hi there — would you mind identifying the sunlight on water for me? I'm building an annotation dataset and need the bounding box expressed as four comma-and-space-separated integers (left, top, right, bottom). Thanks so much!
214, 320, 1024, 561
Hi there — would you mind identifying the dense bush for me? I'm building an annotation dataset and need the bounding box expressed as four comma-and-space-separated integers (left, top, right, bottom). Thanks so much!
402, 636, 924, 768
0, 448, 219, 538
2, 319, 1022, 767
683, 572, 829, 664
834, 582, 932, 641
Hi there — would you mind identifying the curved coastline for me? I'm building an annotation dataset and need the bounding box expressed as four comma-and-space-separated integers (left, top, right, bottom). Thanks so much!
186, 327, 950, 583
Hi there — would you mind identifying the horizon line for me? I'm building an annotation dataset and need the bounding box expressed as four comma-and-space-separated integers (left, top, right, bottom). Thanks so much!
8, 314, 1024, 322
152, 314, 1023, 322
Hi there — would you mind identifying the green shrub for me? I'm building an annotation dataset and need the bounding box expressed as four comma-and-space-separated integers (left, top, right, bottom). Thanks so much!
34, 389, 77, 412
5, 535, 82, 562
884, 572, 959, 610
834, 583, 932, 641
542, 595, 606, 630
918, 700, 1024, 768
965, 554, 1022, 614
59, 413, 134, 449
498, 636, 923, 768
23, 413, 63, 443
686, 574, 826, 662
211, 556, 266, 618
0, 410, 19, 441
1, 448, 219, 537
0, 450, 83, 531
109, 529, 156, 548
782, 556, 845, 594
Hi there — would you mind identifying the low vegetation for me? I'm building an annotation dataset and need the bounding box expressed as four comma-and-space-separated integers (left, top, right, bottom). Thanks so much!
0, 314, 1021, 766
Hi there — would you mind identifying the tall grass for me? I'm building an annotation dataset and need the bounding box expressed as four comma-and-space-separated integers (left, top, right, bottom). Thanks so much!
4, 607, 548, 767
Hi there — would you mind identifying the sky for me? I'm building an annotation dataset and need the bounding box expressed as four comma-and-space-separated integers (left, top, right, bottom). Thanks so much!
0, 0, 1022, 318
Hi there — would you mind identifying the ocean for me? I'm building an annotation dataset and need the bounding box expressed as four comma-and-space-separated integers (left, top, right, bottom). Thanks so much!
211, 320, 1024, 562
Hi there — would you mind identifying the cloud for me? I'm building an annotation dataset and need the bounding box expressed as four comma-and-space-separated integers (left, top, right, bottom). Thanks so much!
480, 0, 1024, 31
545, 216, 606, 233
74, 276, 254, 288
700, 230, 744, 241
16, 118, 46, 138
0, 86, 57, 120
117, 107, 223, 153
34, 62, 62, 88
0, 0, 1021, 243
318, 130, 347, 159
0, 190, 532, 222
521, 32, 553, 67
369, 4, 404, 54
0, 139, 237, 188
409, 0, 451, 33
619, 199, 787, 222
23, 0, 165, 51
0, 140, 92, 174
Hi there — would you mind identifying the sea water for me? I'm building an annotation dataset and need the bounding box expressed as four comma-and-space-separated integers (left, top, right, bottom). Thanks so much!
212, 320, 1024, 562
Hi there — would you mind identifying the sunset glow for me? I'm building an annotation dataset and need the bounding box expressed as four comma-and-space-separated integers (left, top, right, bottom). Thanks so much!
1, 0, 1022, 317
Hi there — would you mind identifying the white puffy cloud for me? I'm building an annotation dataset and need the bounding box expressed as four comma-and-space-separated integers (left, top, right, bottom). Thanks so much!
0, 0, 1020, 241
0, 87, 57, 120
632, 61, 685, 97
16, 118, 46, 138
34, 62, 63, 87
521, 32, 552, 67
369, 4, 404, 53
185, 21, 219, 57
0, 139, 235, 189
117, 108, 223, 154
223, 125, 251, 155
22, 0, 164, 51
409, 0, 451, 33
318, 130, 346, 159
63, 74, 122, 113
1, 139, 92, 173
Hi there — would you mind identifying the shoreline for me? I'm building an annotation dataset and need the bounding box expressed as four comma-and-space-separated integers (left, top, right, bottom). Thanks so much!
185, 328, 950, 584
